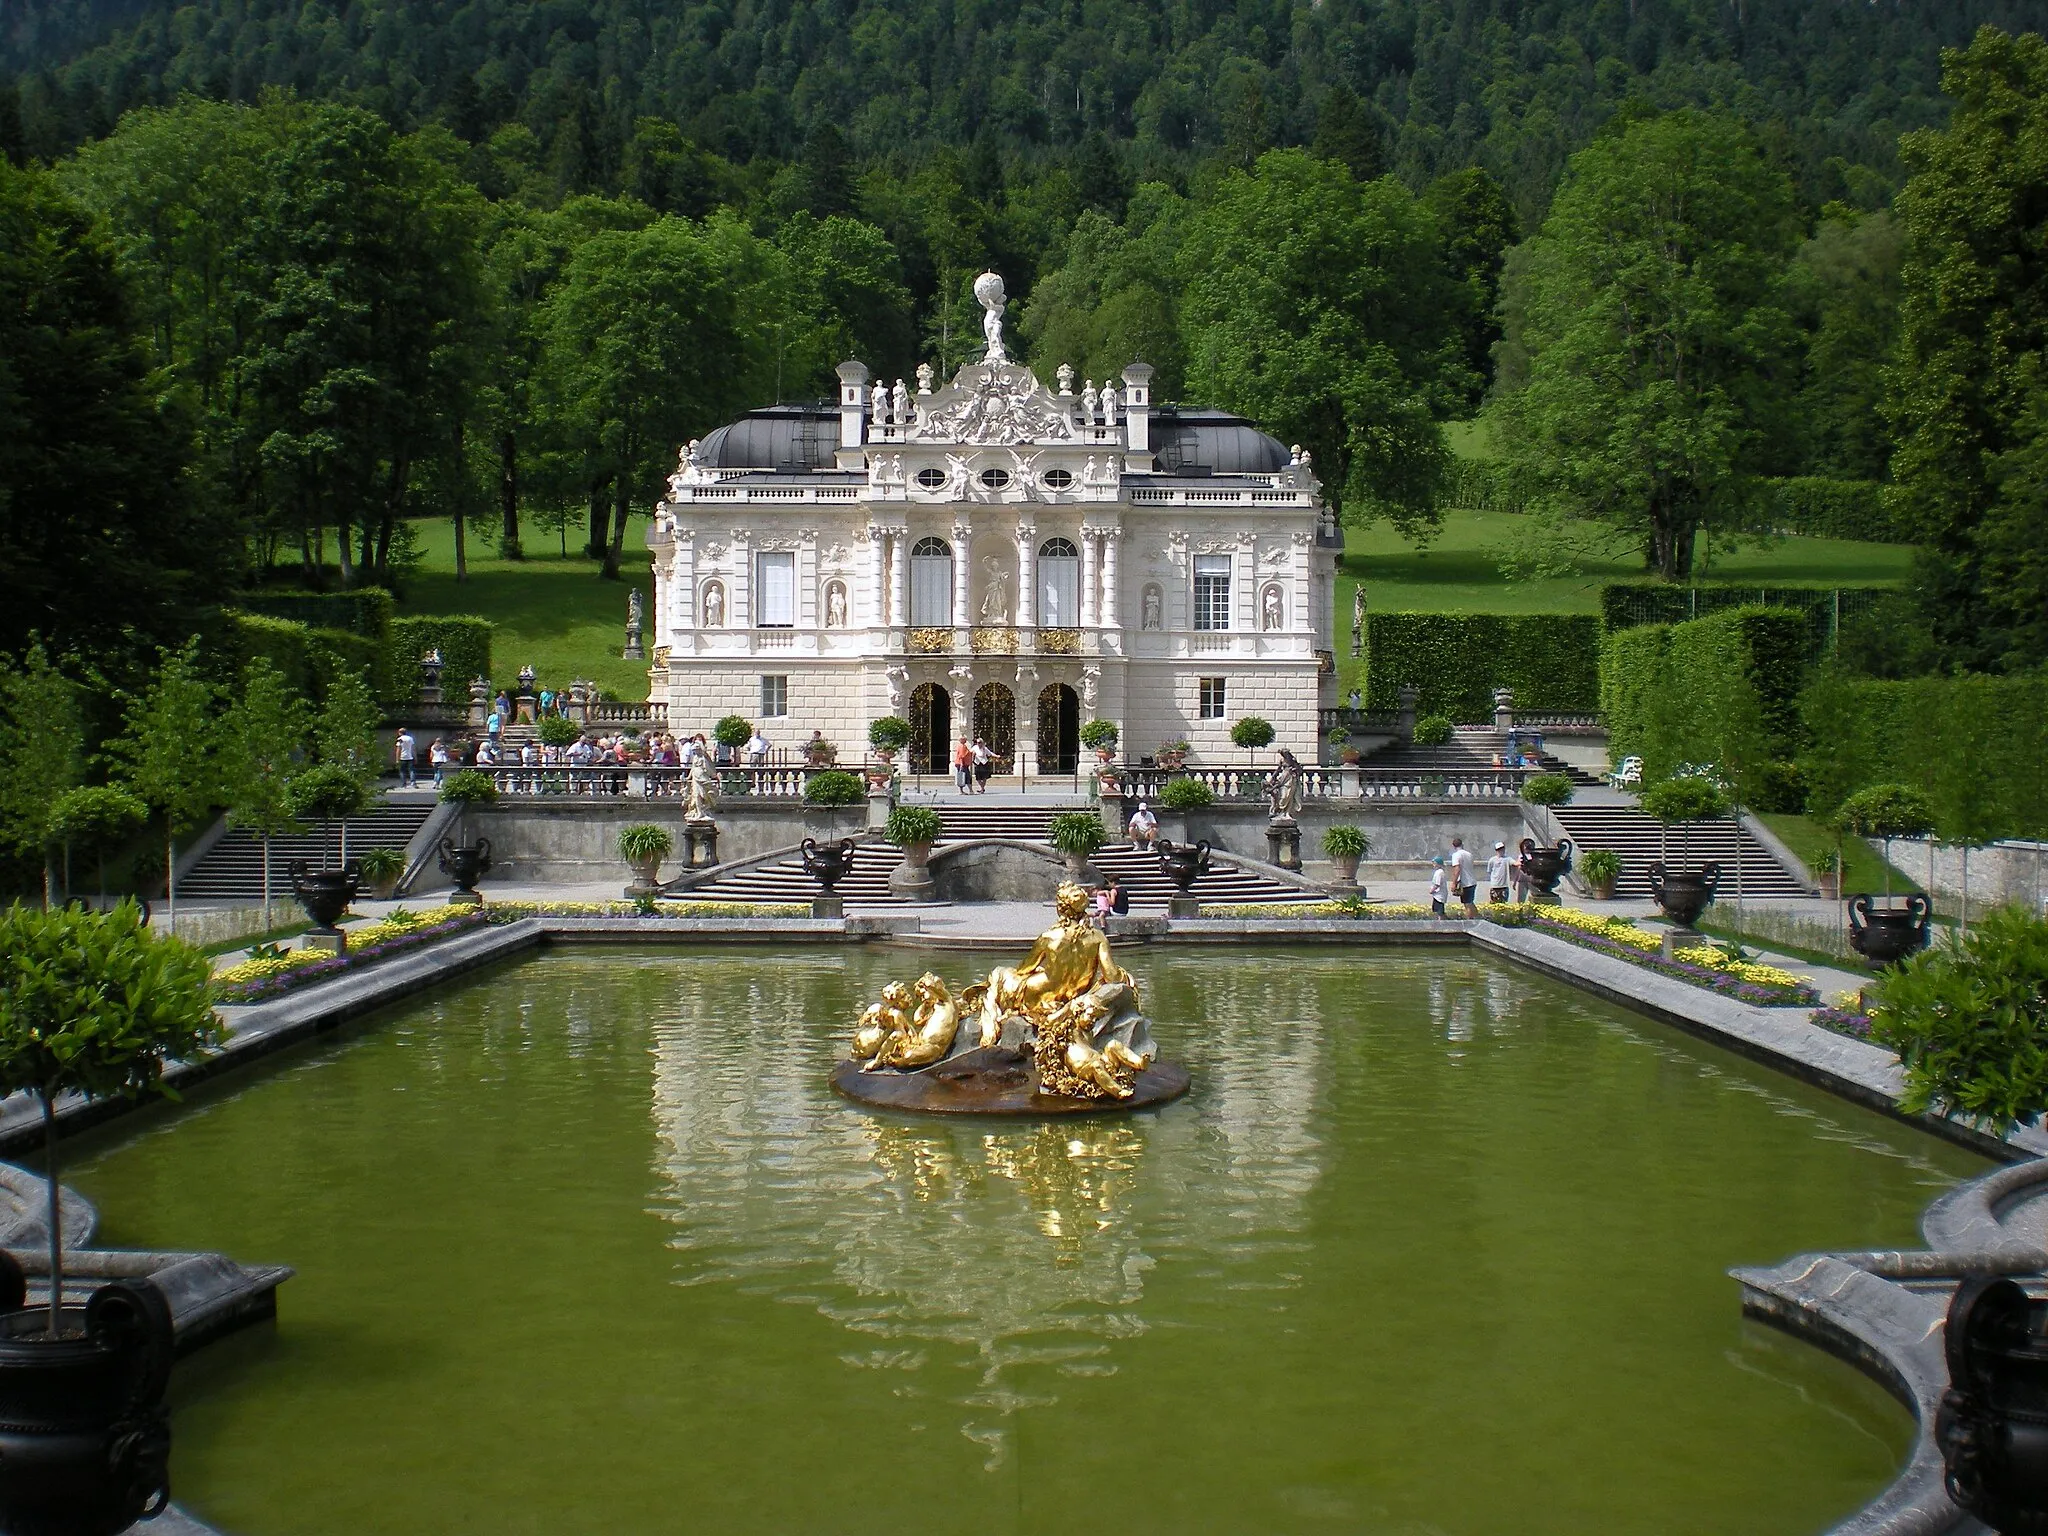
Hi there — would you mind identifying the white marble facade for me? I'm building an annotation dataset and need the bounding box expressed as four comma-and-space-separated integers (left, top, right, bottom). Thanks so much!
646, 273, 1340, 773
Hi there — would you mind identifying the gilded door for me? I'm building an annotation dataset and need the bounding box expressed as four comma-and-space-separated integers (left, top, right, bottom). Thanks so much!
910, 683, 950, 774
973, 683, 1016, 767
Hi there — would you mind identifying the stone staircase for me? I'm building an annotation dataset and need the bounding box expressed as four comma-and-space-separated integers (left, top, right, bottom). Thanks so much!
1367, 732, 1603, 787
1548, 803, 1809, 899
680, 801, 1320, 909
176, 801, 437, 901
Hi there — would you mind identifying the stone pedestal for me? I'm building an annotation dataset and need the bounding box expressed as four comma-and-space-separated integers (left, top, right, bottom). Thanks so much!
684, 821, 720, 870
865, 785, 894, 833
301, 931, 345, 955
1267, 819, 1302, 872
889, 843, 936, 898
1167, 895, 1201, 920
811, 895, 844, 919
1660, 926, 1704, 959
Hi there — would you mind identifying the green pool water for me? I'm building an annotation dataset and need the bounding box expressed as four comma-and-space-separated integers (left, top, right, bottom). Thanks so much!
70, 946, 1984, 1535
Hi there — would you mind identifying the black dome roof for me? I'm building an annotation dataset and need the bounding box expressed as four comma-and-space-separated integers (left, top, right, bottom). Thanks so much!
695, 404, 839, 470
1152, 409, 1290, 475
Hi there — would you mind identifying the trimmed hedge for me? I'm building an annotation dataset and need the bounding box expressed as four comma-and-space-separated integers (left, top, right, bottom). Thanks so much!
1742, 478, 1915, 545
1799, 671, 2048, 840
237, 587, 395, 639
389, 615, 494, 698
227, 612, 387, 702
1600, 581, 1902, 650
1601, 606, 1811, 781
1362, 613, 1600, 719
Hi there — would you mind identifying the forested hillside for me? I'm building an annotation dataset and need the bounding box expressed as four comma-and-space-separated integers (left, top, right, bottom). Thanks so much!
7, 0, 2045, 222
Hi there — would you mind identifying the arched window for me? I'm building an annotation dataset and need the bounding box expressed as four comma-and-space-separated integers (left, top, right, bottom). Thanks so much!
1037, 537, 1080, 627
910, 536, 953, 626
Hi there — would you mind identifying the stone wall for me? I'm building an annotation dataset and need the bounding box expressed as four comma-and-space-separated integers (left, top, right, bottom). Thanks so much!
1108, 797, 1533, 875
1888, 836, 2048, 914
1116, 663, 1324, 764
462, 801, 868, 886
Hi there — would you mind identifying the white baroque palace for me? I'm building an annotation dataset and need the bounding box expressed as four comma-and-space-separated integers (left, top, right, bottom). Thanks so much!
646, 272, 1339, 773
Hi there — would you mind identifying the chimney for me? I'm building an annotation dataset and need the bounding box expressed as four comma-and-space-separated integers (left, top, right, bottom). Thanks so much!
1121, 363, 1154, 455
836, 359, 870, 450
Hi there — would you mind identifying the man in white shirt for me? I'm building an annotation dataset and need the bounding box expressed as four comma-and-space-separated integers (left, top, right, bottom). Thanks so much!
1448, 837, 1478, 916
1127, 801, 1159, 847
1486, 841, 1511, 904
744, 729, 771, 767
393, 728, 417, 787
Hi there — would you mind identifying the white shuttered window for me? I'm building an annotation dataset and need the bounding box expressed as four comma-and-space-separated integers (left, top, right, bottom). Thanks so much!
755, 551, 795, 627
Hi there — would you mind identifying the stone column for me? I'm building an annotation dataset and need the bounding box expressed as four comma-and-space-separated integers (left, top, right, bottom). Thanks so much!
731, 531, 752, 629
1080, 530, 1100, 629
889, 529, 908, 632
951, 519, 973, 632
675, 527, 697, 646
1236, 531, 1257, 635
866, 525, 887, 630
1016, 521, 1037, 632
798, 529, 819, 632
1101, 527, 1120, 630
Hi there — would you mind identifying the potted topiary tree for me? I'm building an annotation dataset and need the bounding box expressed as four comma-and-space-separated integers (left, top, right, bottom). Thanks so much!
618, 823, 674, 896
1520, 772, 1575, 808
1639, 776, 1730, 928
884, 804, 944, 896
1579, 849, 1622, 900
0, 902, 222, 1535
538, 716, 581, 750
804, 769, 866, 808
1838, 784, 1938, 966
283, 763, 374, 946
436, 770, 499, 904
1412, 714, 1454, 746
1230, 716, 1274, 765
1079, 719, 1120, 763
1322, 825, 1369, 888
713, 715, 753, 767
1047, 812, 1109, 885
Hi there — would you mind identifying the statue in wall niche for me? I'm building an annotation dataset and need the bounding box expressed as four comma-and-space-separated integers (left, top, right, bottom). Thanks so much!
1142, 586, 1162, 631
826, 582, 849, 628
703, 580, 725, 628
980, 558, 1011, 623
1262, 586, 1283, 631
975, 271, 1009, 364
1266, 748, 1304, 821
886, 664, 908, 711
1081, 667, 1100, 710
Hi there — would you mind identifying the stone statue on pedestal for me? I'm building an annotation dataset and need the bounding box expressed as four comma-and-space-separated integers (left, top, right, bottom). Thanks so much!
624, 589, 646, 660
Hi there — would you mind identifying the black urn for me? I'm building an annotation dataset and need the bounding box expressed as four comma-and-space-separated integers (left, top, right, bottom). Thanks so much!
437, 836, 492, 905
1936, 1275, 2048, 1535
286, 859, 360, 940
800, 838, 856, 893
1156, 838, 1212, 893
1517, 836, 1574, 904
1646, 861, 1721, 928
1846, 893, 1932, 968
0, 1254, 175, 1536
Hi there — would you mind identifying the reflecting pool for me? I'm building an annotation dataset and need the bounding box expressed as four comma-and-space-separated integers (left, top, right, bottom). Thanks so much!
71, 947, 1985, 1534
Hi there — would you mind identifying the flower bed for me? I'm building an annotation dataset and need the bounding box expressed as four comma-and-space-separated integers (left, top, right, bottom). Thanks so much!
213, 900, 816, 1004
1812, 991, 1876, 1041
1489, 906, 1820, 1007
1202, 900, 1447, 920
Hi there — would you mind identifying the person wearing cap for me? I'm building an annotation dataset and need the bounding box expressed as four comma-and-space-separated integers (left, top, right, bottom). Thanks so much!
1428, 856, 1448, 917
1486, 841, 1512, 904
1127, 799, 1159, 848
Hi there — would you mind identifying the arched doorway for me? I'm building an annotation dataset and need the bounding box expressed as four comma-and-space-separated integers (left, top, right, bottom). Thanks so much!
974, 683, 1015, 768
910, 683, 950, 774
1037, 684, 1080, 775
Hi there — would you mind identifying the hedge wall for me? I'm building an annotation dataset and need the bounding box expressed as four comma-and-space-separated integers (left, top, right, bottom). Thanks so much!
1601, 606, 1811, 782
1800, 672, 2048, 840
236, 588, 396, 640
389, 615, 494, 698
1362, 613, 1600, 719
1739, 478, 1916, 545
1600, 581, 1903, 651
226, 612, 387, 701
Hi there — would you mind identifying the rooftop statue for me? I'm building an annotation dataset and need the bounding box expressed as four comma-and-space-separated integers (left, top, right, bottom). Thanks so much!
974, 270, 1008, 364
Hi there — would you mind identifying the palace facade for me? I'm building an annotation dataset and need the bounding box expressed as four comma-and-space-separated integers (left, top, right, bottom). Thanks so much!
646, 277, 1339, 773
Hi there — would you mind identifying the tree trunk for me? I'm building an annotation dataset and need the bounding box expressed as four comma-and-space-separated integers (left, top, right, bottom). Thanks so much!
587, 479, 611, 561
454, 507, 467, 583
261, 834, 271, 907
500, 432, 522, 559
42, 1092, 61, 1337
604, 475, 630, 580
165, 827, 176, 938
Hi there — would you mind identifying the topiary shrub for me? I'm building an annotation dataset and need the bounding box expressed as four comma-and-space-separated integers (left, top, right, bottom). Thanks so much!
1872, 908, 2048, 1132
867, 716, 911, 753
1520, 772, 1575, 807
438, 769, 499, 805
1838, 784, 1937, 839
1079, 719, 1120, 752
884, 805, 943, 846
804, 770, 865, 806
1047, 812, 1108, 856
714, 715, 753, 750
1412, 715, 1454, 746
1322, 825, 1369, 858
1158, 777, 1215, 811
1230, 717, 1275, 753
1640, 776, 1729, 825
538, 716, 580, 747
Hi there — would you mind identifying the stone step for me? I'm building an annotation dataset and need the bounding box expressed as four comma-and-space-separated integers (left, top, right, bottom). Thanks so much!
1548, 804, 1808, 897
177, 804, 436, 901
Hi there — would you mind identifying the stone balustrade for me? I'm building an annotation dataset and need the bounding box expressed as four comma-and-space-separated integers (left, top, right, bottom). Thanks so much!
1111, 765, 1532, 803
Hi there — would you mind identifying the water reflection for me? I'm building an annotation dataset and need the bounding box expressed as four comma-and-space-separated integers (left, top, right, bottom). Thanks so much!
644, 953, 1332, 1458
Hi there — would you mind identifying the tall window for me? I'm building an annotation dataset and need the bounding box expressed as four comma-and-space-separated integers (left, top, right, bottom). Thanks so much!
1199, 677, 1226, 719
1193, 554, 1232, 631
1038, 537, 1079, 625
760, 676, 788, 717
754, 551, 795, 627
910, 536, 953, 625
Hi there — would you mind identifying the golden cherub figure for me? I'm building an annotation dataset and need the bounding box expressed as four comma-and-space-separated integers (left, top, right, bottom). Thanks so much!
850, 975, 960, 1070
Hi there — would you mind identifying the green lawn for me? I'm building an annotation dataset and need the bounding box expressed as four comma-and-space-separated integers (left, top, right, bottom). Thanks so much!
397, 513, 657, 699
1757, 812, 1922, 894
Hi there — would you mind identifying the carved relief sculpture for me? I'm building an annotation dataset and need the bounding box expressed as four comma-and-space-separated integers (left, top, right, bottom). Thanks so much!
979, 557, 1011, 623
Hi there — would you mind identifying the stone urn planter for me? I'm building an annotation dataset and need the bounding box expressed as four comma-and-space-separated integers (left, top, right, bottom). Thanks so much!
0, 1254, 175, 1536
1847, 893, 1932, 968
1328, 851, 1361, 886
437, 836, 492, 905
287, 858, 360, 946
1646, 861, 1720, 927
1517, 837, 1575, 905
1936, 1275, 2048, 1536
801, 837, 856, 893
1157, 838, 1212, 893
890, 841, 934, 896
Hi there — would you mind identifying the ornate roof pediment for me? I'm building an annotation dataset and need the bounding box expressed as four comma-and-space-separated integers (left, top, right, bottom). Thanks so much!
912, 362, 1075, 447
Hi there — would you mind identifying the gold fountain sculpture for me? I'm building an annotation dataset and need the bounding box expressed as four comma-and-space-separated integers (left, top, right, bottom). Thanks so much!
849, 884, 1157, 1100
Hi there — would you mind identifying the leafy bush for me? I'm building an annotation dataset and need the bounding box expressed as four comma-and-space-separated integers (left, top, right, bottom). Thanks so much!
714, 715, 753, 749
1047, 812, 1108, 855
1158, 777, 1214, 810
1580, 849, 1621, 885
1600, 606, 1811, 780
286, 762, 374, 823
1079, 719, 1119, 751
867, 716, 911, 752
1520, 772, 1574, 807
438, 769, 499, 805
884, 805, 943, 845
1640, 776, 1729, 824
1230, 716, 1275, 751
1752, 760, 1806, 815
803, 770, 865, 805
1322, 825, 1368, 858
355, 846, 407, 882
388, 614, 493, 697
1837, 784, 1937, 838
1872, 909, 2048, 1132
617, 824, 675, 862
1361, 613, 1600, 717
1412, 714, 1454, 746
538, 716, 581, 747
47, 785, 147, 856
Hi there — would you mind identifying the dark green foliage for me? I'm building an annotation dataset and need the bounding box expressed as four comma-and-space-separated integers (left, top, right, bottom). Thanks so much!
802, 770, 864, 807
1740, 479, 1914, 544
236, 588, 395, 639
437, 768, 498, 805
1411, 715, 1454, 747
1363, 613, 1601, 719
713, 715, 752, 749
1751, 761, 1807, 816
884, 805, 942, 846
1229, 718, 1274, 752
1601, 607, 1809, 783
1640, 777, 1729, 824
1322, 825, 1368, 859
388, 616, 494, 696
1157, 778, 1214, 811
867, 717, 911, 753
285, 762, 372, 825
227, 614, 376, 702
1598, 581, 1902, 657
615, 823, 673, 861
1078, 719, 1118, 752
1520, 774, 1574, 808
1872, 908, 2048, 1131
1838, 785, 1937, 838
354, 846, 407, 882
537, 716, 579, 748
1046, 812, 1107, 856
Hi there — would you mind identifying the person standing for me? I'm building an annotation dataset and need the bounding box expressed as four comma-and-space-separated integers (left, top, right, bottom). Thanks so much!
428, 737, 449, 786
1486, 841, 1511, 905
485, 705, 503, 752
953, 737, 973, 793
1448, 836, 1478, 917
393, 728, 417, 788
971, 737, 993, 793
1428, 856, 1449, 917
